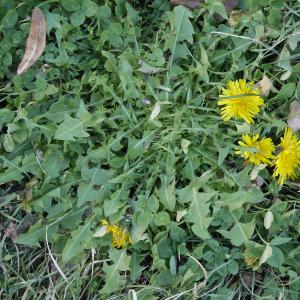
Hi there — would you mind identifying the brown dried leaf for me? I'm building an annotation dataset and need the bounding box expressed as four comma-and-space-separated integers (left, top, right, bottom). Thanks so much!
256, 75, 273, 96
17, 8, 46, 75
170, 0, 200, 9
288, 101, 300, 132
5, 222, 18, 242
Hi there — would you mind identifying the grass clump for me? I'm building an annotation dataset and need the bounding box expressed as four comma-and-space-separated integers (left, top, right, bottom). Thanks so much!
1, 0, 300, 299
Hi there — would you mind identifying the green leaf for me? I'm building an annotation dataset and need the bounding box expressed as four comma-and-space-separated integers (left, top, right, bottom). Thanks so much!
228, 260, 239, 275
70, 10, 86, 26
218, 219, 255, 246
186, 192, 215, 240
1, 9, 18, 29
167, 5, 194, 64
81, 164, 114, 185
62, 219, 93, 262
217, 188, 264, 211
217, 145, 230, 165
275, 83, 296, 101
42, 149, 69, 179
82, 0, 98, 17
157, 235, 173, 258
77, 182, 101, 207
95, 5, 112, 19
137, 210, 153, 226
154, 211, 170, 226
54, 114, 89, 141
103, 189, 127, 217
3, 52, 12, 66
177, 171, 215, 203
169, 6, 194, 43
0, 109, 14, 126
170, 255, 177, 275
61, 0, 82, 12
267, 10, 281, 28
0, 155, 39, 185
3, 134, 14, 152
209, 0, 228, 19
101, 250, 128, 294
170, 224, 187, 242
271, 237, 292, 246
16, 222, 58, 247
277, 46, 291, 71
156, 176, 176, 211
130, 253, 144, 282
267, 246, 284, 267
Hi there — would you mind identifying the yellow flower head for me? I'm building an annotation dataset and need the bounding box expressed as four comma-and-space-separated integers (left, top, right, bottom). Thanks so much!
236, 134, 275, 165
218, 79, 264, 124
101, 219, 131, 249
273, 127, 300, 185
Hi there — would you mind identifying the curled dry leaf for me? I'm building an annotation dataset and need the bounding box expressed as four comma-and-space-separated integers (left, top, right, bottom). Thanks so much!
137, 60, 163, 74
93, 225, 108, 237
17, 8, 46, 75
149, 102, 161, 121
250, 164, 266, 181
264, 210, 274, 230
5, 222, 18, 242
258, 244, 272, 267
288, 101, 300, 132
170, 0, 200, 9
181, 138, 191, 154
256, 75, 273, 96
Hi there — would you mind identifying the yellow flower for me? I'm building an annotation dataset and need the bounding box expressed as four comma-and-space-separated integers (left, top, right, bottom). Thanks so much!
101, 219, 131, 249
236, 134, 275, 165
273, 128, 300, 185
218, 79, 264, 124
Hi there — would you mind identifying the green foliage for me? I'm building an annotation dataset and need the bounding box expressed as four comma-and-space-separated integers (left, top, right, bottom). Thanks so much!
1, 0, 300, 299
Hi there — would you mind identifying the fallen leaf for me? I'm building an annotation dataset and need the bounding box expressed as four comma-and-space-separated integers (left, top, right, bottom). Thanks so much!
137, 60, 163, 74
280, 70, 292, 81
17, 8, 47, 75
42, 63, 50, 73
5, 222, 18, 242
149, 102, 161, 121
181, 138, 191, 154
250, 164, 266, 180
254, 176, 264, 188
259, 244, 272, 266
170, 0, 200, 9
288, 101, 300, 132
256, 75, 273, 96
264, 211, 274, 230
93, 225, 108, 237
176, 209, 187, 222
